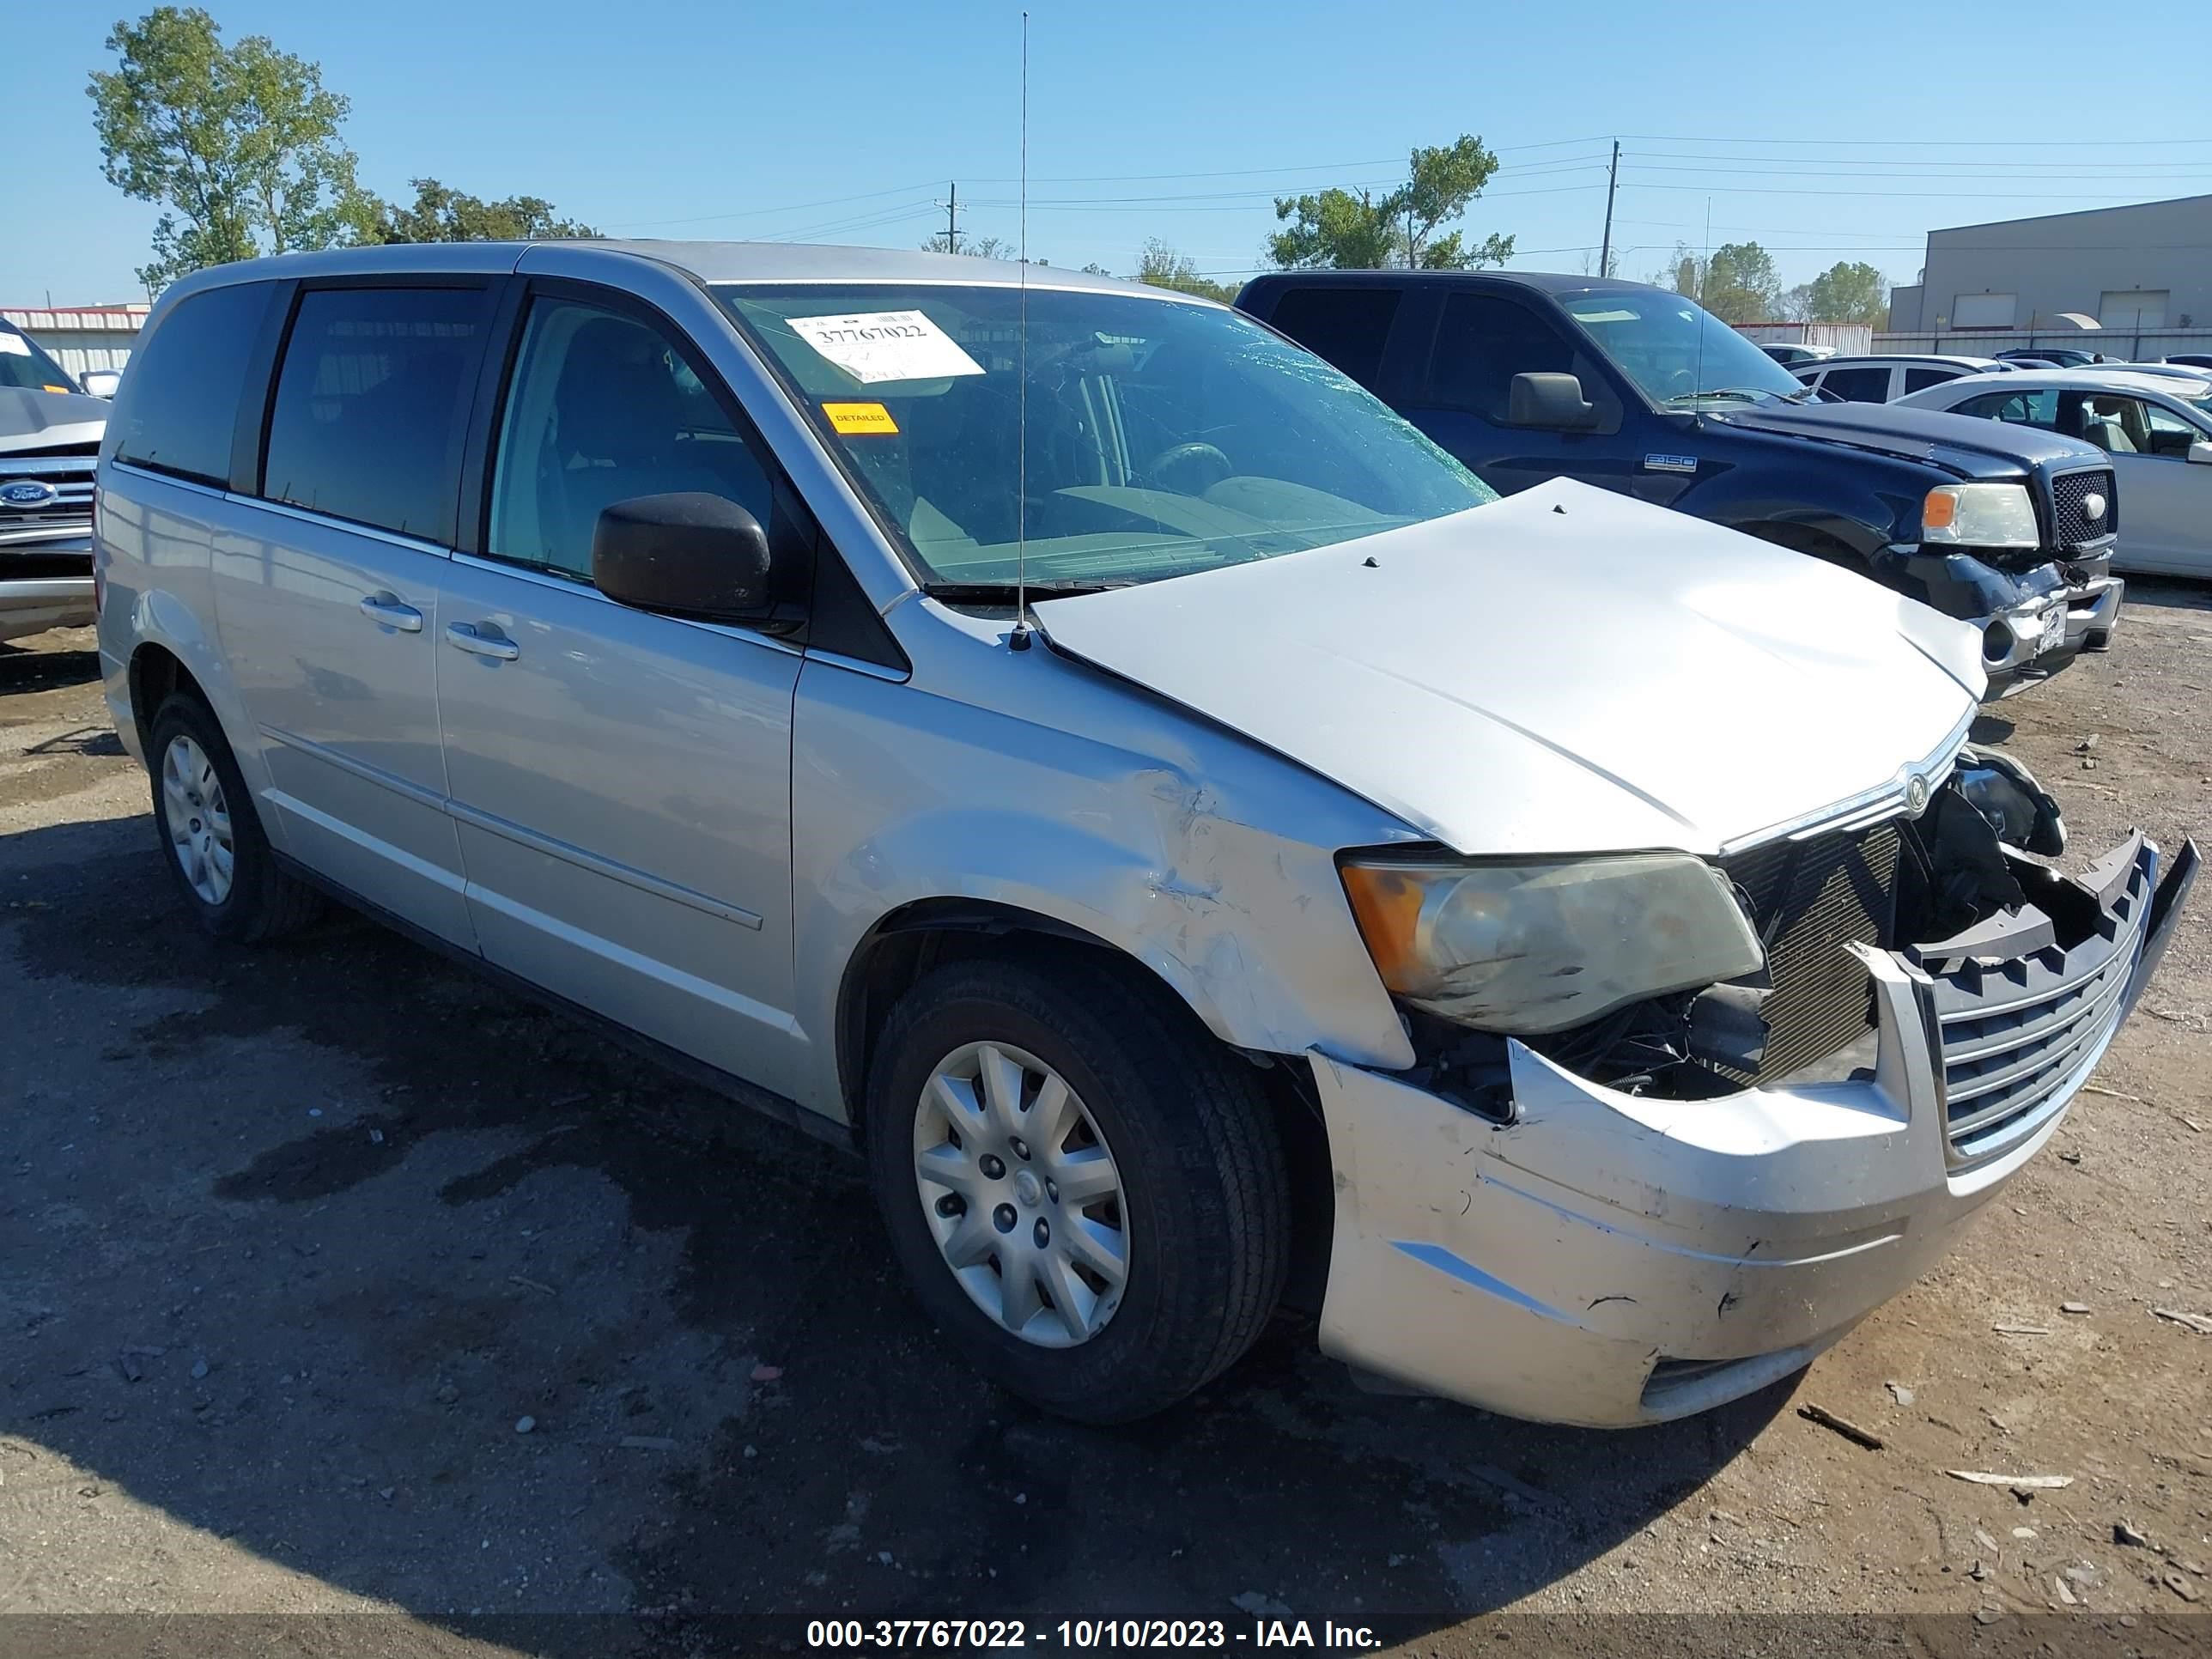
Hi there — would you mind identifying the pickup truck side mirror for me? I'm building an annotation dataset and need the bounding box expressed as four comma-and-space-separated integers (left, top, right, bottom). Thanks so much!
2189, 440, 2212, 465
80, 368, 122, 399
592, 492, 775, 622
1508, 371, 1599, 431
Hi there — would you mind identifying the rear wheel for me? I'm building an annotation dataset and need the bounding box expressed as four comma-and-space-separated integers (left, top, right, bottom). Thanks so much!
148, 695, 320, 942
865, 953, 1290, 1423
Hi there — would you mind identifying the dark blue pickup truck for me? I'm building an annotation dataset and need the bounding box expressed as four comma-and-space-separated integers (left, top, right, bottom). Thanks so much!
1237, 270, 2123, 696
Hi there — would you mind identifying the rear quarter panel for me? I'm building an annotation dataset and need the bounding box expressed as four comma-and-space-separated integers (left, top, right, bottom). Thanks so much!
95, 469, 270, 804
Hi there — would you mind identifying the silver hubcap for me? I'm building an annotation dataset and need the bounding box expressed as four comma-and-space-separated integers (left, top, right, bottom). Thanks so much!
161, 734, 234, 906
913, 1041, 1129, 1348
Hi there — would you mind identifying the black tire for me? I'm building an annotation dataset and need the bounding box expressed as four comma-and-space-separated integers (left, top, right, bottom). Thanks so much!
865, 951, 1291, 1424
147, 693, 321, 943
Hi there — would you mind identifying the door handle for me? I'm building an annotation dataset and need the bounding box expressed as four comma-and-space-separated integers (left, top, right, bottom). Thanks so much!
445, 621, 520, 661
358, 592, 423, 632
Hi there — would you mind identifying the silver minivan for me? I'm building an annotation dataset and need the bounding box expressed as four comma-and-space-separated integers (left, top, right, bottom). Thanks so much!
94, 242, 2196, 1427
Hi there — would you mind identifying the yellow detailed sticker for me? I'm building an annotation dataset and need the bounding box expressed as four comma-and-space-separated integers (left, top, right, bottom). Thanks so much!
823, 401, 898, 435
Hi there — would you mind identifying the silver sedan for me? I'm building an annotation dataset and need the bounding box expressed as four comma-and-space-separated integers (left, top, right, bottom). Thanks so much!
1899, 368, 2212, 578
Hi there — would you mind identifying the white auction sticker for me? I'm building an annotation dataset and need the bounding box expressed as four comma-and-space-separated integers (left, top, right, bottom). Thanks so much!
0, 334, 29, 357
784, 310, 985, 385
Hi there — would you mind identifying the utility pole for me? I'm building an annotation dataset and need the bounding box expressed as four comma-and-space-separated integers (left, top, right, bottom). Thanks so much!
937, 181, 962, 254
1598, 140, 1620, 277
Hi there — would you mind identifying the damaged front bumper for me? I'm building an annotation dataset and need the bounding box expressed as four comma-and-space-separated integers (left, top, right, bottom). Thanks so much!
1309, 831, 2197, 1428
1875, 544, 2121, 699
1981, 569, 2124, 696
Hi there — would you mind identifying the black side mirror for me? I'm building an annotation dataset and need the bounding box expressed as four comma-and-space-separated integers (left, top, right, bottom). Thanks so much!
592, 493, 775, 621
1508, 371, 1598, 431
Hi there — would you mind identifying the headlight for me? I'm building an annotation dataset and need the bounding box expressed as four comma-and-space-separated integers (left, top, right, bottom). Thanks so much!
1921, 483, 2040, 549
1339, 853, 1764, 1035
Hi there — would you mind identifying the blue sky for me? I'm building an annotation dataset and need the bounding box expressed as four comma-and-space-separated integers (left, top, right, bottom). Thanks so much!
8, 0, 2211, 303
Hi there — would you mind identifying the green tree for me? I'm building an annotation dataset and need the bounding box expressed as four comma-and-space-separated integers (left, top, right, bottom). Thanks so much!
1267, 136, 1515, 270
1132, 240, 1238, 303
88, 7, 374, 290
1784, 261, 1889, 325
1651, 240, 1782, 324
370, 178, 596, 243
920, 232, 1014, 258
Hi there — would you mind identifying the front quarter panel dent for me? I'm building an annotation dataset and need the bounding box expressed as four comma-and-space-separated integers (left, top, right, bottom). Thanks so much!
790, 652, 1417, 1120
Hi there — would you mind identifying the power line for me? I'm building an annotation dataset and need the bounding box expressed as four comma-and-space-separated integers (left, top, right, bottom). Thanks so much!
1613, 131, 2212, 148
1622, 161, 2212, 183
1620, 182, 2212, 200
602, 179, 942, 231
1626, 148, 2212, 172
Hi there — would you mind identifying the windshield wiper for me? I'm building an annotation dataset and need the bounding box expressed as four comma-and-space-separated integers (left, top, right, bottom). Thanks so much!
921, 578, 1136, 603
1663, 386, 1787, 406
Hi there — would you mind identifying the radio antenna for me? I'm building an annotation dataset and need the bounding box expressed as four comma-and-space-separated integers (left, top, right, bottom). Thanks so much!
1692, 196, 1711, 418
1008, 10, 1035, 651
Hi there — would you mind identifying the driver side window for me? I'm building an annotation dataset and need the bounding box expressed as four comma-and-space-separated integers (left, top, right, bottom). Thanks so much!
488, 297, 774, 581
1425, 293, 1621, 429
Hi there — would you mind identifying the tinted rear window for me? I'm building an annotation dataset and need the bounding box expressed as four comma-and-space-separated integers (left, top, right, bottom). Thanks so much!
261, 285, 493, 542
109, 283, 273, 487
1902, 367, 1958, 394
1820, 366, 1892, 403
1261, 286, 1401, 390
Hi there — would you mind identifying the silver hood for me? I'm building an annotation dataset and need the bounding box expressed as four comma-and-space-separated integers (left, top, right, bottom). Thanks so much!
0, 385, 107, 453
1037, 477, 1983, 859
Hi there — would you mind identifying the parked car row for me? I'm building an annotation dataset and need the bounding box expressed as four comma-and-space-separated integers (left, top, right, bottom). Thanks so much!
1242, 272, 2124, 695
1792, 353, 2018, 402
82, 241, 2195, 1431
1783, 351, 2212, 578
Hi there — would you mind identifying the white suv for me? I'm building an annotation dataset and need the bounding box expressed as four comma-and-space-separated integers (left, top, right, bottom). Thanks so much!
1795, 354, 2013, 403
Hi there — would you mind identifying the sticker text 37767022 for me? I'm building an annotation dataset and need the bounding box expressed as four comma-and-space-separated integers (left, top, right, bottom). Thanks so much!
786, 311, 987, 386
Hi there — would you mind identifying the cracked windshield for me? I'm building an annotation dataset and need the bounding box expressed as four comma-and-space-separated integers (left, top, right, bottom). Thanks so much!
720, 283, 1496, 595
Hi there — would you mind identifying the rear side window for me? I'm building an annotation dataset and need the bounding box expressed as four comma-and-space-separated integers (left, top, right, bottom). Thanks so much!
1820, 366, 1892, 403
1954, 387, 2060, 428
1262, 286, 1401, 390
1427, 291, 1620, 426
109, 282, 273, 487
262, 285, 493, 542
1902, 367, 1958, 394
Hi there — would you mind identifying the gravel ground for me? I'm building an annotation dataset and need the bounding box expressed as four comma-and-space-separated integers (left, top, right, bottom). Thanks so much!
2, 599, 2209, 1657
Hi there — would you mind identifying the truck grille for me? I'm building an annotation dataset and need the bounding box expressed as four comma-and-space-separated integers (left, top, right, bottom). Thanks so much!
0, 450, 97, 550
1719, 823, 1901, 1085
1917, 846, 2154, 1169
2049, 466, 2116, 549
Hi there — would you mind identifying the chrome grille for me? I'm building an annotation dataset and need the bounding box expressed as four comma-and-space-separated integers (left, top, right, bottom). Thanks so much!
1918, 849, 2153, 1168
1721, 823, 1900, 1085
2049, 467, 2116, 548
0, 452, 95, 549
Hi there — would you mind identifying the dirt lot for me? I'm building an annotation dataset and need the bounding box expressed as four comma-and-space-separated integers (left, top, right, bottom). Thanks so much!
3, 599, 2209, 1657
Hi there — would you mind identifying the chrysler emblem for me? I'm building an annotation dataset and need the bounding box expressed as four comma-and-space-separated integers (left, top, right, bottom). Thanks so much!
0, 479, 59, 508
2080, 491, 2106, 522
1904, 773, 1931, 815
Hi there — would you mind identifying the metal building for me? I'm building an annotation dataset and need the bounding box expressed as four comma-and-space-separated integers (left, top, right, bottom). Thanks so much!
1, 304, 149, 381
1884, 194, 2212, 358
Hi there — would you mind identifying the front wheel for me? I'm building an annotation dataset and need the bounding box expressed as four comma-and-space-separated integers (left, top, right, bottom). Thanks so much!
865, 954, 1291, 1423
